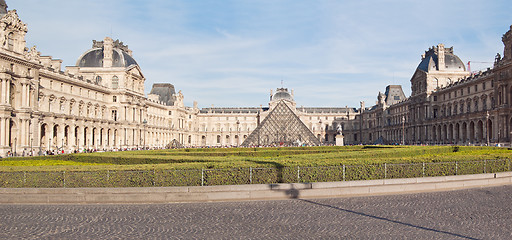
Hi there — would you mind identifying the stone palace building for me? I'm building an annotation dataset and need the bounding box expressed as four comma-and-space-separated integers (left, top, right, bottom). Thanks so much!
0, 2, 511, 157
0, 3, 357, 157
343, 39, 512, 146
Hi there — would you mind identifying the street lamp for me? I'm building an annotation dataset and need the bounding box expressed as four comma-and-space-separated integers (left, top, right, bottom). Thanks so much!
402, 116, 405, 145
30, 138, 33, 156
319, 119, 323, 145
143, 119, 147, 150
486, 111, 490, 146
14, 137, 17, 156
236, 120, 240, 147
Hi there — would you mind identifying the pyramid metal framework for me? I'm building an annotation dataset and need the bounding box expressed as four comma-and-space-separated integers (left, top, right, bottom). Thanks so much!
241, 101, 321, 147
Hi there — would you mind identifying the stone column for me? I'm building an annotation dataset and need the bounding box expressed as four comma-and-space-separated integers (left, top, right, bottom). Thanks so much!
0, 117, 5, 146
60, 123, 66, 151
69, 124, 76, 149
5, 79, 9, 105
19, 119, 25, 146
20, 83, 26, 107
1, 79, 5, 104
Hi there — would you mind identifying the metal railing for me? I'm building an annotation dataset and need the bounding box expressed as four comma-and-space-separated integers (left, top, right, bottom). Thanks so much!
0, 159, 509, 188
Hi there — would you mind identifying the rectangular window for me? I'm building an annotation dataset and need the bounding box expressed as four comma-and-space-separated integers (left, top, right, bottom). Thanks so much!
112, 110, 117, 121
394, 96, 400, 100
113, 96, 117, 102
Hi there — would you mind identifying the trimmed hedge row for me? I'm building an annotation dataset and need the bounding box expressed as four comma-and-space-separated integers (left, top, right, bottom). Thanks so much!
0, 159, 509, 188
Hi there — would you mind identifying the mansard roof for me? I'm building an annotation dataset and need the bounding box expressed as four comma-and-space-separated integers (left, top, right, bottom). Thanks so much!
76, 39, 138, 68
417, 45, 466, 72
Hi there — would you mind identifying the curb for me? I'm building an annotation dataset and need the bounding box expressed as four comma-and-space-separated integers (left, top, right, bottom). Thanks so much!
1, 172, 511, 204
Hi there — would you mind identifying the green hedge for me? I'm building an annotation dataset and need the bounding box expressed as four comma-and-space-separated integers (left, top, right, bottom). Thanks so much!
0, 159, 510, 188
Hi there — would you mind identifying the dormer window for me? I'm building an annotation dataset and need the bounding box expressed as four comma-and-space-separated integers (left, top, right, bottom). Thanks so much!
7, 33, 14, 50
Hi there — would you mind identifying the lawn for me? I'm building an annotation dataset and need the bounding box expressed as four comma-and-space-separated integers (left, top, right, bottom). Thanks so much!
0, 145, 510, 172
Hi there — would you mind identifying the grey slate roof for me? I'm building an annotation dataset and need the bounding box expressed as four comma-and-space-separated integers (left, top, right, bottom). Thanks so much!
77, 48, 138, 68
149, 83, 176, 106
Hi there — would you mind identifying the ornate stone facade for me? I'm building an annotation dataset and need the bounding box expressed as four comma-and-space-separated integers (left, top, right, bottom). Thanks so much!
0, 6, 358, 157
3, 3, 510, 157
344, 27, 512, 146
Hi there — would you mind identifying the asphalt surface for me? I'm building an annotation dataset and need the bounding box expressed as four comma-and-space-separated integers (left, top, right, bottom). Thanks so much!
1, 186, 512, 239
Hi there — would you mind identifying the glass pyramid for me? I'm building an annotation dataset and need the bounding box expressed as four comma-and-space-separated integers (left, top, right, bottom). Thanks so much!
241, 101, 321, 147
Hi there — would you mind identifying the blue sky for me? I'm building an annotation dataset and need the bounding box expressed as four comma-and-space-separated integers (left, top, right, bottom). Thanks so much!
10, 0, 512, 108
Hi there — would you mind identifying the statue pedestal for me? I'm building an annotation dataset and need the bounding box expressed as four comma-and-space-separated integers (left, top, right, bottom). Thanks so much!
335, 135, 344, 146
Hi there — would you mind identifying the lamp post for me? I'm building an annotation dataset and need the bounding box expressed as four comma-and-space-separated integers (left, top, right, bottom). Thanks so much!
486, 111, 490, 146
14, 137, 17, 156
236, 120, 240, 147
29, 131, 33, 156
143, 119, 147, 150
402, 116, 405, 145
319, 119, 323, 145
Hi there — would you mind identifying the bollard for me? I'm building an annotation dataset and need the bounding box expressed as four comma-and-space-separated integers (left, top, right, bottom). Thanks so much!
153, 169, 156, 186
249, 167, 252, 184
342, 165, 346, 181
201, 168, 204, 186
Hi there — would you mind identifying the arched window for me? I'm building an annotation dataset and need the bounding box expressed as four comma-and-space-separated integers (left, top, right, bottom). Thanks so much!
95, 76, 102, 85
111, 76, 119, 89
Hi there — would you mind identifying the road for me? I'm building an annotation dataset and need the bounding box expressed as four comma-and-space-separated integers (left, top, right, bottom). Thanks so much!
1, 185, 511, 239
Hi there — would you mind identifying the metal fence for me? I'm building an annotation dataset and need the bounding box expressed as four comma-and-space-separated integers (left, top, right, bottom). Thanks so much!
0, 159, 509, 188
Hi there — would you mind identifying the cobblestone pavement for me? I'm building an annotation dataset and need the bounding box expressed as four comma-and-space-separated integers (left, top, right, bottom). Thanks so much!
1, 186, 512, 239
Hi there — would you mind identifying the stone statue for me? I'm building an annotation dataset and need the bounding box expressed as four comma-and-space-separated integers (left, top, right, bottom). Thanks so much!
495, 53, 501, 64
336, 124, 343, 134
0, 0, 7, 15
26, 45, 40, 61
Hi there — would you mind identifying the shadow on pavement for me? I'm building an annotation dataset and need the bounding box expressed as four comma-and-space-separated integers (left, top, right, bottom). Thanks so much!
299, 198, 478, 240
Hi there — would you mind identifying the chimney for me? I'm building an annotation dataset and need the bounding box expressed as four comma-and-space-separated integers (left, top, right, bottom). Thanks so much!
437, 44, 445, 70
103, 37, 113, 68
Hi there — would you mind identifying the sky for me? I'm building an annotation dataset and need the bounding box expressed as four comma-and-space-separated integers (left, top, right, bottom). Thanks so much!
9, 0, 512, 108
